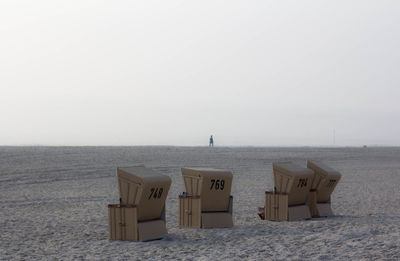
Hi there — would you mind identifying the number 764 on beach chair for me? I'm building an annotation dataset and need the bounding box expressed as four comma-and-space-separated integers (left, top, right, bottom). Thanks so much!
259, 161, 341, 221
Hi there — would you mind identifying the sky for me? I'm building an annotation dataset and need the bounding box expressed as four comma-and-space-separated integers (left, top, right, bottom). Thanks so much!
1, 1, 400, 146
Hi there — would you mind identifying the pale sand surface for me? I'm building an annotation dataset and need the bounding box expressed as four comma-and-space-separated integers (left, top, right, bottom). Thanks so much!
1, 146, 400, 260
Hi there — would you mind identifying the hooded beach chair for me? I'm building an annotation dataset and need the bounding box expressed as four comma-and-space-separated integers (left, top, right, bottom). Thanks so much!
108, 166, 171, 241
262, 162, 314, 221
306, 160, 341, 217
179, 168, 233, 228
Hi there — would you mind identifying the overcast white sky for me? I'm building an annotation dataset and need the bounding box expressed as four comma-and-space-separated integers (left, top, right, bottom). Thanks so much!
1, 1, 399, 146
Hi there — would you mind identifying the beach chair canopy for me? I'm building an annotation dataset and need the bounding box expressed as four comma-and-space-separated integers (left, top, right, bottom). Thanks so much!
181, 168, 233, 212
117, 166, 171, 221
307, 160, 341, 203
273, 162, 314, 206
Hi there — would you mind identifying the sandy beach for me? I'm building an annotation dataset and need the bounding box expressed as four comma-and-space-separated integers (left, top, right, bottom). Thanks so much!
1, 146, 400, 260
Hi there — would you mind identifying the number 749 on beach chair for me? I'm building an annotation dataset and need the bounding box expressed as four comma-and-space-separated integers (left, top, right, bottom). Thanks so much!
108, 166, 171, 241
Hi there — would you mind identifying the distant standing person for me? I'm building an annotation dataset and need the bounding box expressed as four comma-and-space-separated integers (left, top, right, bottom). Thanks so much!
209, 135, 214, 147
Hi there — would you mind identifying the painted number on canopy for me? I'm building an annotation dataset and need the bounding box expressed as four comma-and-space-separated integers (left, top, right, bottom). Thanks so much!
327, 179, 336, 188
210, 179, 225, 190
148, 187, 163, 199
297, 178, 308, 188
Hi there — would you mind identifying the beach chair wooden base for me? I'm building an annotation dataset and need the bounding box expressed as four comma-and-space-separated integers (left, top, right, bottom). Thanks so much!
179, 195, 233, 228
288, 205, 311, 221
263, 192, 311, 221
179, 196, 202, 228
108, 204, 167, 241
314, 203, 334, 217
264, 192, 288, 221
308, 190, 334, 217
308, 190, 318, 216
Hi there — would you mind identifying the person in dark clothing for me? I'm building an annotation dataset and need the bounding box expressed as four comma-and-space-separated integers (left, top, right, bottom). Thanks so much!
209, 135, 214, 147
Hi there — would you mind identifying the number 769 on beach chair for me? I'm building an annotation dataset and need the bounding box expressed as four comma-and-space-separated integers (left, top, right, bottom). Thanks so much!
179, 168, 234, 228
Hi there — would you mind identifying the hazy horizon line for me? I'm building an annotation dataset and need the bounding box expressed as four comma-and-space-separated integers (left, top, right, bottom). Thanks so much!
0, 144, 398, 148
